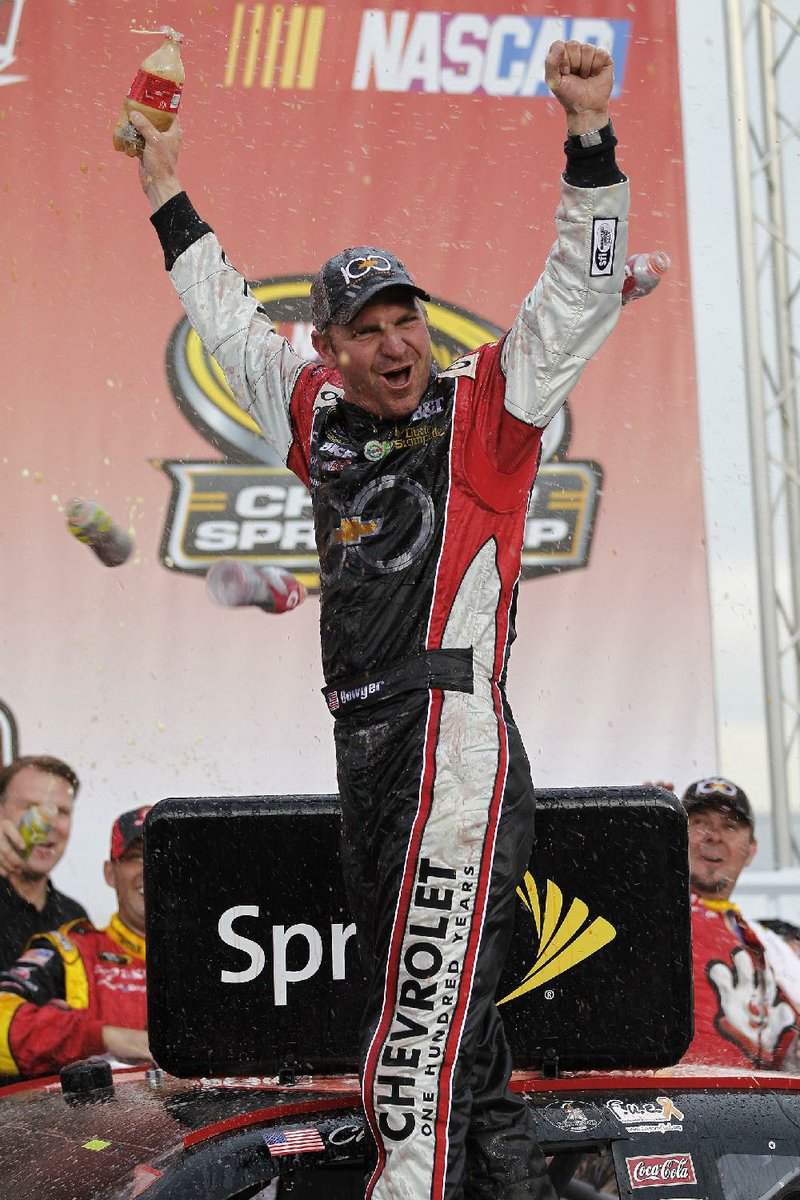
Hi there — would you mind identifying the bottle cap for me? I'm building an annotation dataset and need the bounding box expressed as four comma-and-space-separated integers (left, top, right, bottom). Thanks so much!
129, 26, 184, 43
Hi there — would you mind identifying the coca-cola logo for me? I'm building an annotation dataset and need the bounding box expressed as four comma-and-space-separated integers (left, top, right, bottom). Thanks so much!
627, 1154, 697, 1189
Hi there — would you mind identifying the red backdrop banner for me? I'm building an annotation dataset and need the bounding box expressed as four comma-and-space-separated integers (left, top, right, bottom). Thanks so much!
0, 0, 712, 914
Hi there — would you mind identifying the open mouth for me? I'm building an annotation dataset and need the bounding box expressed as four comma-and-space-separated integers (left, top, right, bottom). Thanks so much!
31, 842, 56, 859
382, 366, 412, 389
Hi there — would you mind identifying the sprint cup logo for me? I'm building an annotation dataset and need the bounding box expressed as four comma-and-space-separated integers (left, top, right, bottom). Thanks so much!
161, 275, 602, 589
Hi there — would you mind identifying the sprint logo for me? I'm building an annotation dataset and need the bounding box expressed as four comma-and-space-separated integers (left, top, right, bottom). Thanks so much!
498, 873, 616, 1005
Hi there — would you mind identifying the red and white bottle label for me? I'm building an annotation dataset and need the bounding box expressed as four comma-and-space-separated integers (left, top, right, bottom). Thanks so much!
127, 70, 183, 112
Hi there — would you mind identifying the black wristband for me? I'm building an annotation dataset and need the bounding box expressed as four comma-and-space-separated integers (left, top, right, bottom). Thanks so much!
150, 191, 213, 272
563, 120, 625, 189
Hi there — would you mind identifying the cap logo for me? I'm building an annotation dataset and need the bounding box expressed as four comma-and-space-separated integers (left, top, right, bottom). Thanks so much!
341, 255, 393, 283
696, 778, 738, 798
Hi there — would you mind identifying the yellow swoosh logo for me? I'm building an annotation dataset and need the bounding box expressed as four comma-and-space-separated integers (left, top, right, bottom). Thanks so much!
498, 872, 616, 1005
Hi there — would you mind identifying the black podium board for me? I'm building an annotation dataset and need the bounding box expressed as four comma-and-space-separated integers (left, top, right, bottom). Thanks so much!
144, 788, 692, 1077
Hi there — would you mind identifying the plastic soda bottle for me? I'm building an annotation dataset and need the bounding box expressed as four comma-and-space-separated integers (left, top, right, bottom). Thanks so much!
206, 561, 307, 614
621, 251, 671, 306
19, 806, 53, 858
113, 27, 185, 158
66, 499, 134, 567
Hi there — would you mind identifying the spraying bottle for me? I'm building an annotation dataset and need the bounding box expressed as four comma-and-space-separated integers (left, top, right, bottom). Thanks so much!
206, 561, 306, 615
113, 27, 185, 158
66, 499, 133, 568
19, 807, 53, 859
622, 251, 671, 306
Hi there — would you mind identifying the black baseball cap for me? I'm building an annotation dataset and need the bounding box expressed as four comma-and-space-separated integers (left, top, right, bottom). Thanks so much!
309, 246, 430, 332
681, 777, 753, 827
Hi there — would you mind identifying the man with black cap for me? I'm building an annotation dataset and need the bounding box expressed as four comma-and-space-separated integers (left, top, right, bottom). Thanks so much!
681, 777, 800, 1070
127, 37, 628, 1200
0, 807, 151, 1082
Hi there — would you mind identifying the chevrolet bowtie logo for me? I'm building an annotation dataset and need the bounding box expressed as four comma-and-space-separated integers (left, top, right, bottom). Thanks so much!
696, 777, 737, 797
332, 516, 380, 546
498, 872, 616, 1005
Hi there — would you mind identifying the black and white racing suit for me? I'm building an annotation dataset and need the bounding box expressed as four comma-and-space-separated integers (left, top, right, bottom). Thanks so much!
149, 138, 628, 1200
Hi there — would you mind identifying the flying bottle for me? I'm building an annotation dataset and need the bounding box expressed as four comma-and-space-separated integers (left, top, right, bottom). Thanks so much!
113, 27, 185, 158
66, 500, 133, 567
206, 561, 306, 615
622, 251, 671, 306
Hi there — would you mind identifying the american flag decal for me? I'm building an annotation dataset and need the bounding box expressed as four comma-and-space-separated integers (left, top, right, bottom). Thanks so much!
263, 1126, 326, 1156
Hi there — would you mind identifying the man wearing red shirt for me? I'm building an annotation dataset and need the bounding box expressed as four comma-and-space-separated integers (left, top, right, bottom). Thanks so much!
681, 777, 799, 1070
0, 807, 152, 1081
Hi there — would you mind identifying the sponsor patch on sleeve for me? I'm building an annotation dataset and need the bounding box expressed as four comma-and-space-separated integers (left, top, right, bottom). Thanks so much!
590, 217, 618, 277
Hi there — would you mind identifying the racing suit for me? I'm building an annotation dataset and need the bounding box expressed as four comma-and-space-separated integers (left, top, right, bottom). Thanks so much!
150, 138, 628, 1200
683, 895, 800, 1070
0, 913, 146, 1080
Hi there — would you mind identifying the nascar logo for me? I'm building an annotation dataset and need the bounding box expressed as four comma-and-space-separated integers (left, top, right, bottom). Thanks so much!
222, 8, 631, 96
352, 12, 630, 96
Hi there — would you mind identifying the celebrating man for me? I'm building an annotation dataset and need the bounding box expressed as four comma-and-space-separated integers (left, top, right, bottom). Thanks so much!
0, 756, 87, 971
128, 39, 628, 1200
0, 807, 150, 1081
681, 777, 800, 1070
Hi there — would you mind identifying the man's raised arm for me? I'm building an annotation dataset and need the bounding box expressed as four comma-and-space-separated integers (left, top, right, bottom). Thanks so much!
129, 110, 184, 213
545, 38, 614, 136
124, 111, 307, 472
501, 38, 629, 429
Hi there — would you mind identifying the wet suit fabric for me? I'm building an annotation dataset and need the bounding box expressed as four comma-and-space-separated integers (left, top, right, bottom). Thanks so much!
151, 148, 628, 1200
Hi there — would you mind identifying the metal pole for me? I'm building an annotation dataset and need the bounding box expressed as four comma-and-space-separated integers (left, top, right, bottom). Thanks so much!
757, 1, 800, 802
724, 0, 793, 864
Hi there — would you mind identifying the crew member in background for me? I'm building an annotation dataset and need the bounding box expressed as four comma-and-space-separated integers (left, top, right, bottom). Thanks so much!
680, 777, 800, 1071
0, 807, 151, 1082
0, 756, 87, 971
